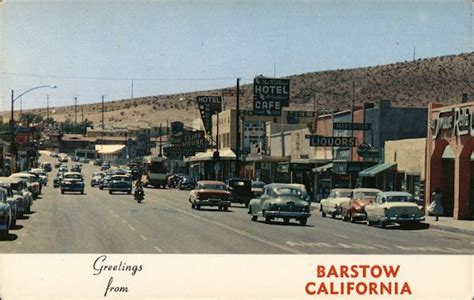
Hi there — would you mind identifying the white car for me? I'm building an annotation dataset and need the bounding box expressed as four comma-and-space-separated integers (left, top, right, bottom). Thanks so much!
365, 191, 425, 228
320, 188, 352, 218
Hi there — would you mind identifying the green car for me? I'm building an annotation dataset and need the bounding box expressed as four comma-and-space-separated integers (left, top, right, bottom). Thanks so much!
248, 183, 311, 225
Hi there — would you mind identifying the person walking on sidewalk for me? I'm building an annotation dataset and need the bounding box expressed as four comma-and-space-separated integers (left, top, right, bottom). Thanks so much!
430, 188, 444, 221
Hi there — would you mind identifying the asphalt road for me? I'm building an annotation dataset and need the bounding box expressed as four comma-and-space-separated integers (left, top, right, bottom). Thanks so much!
1, 154, 473, 254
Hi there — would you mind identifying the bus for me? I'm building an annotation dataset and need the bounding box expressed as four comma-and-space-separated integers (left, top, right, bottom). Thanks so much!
142, 156, 169, 188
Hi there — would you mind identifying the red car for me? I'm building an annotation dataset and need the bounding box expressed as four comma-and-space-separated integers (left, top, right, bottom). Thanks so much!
340, 188, 382, 223
189, 180, 231, 211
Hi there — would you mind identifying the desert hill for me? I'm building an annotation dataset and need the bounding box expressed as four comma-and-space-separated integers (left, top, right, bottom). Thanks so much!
3, 52, 472, 127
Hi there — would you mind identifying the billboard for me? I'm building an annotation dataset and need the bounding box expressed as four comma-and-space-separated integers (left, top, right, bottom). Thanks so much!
253, 77, 290, 116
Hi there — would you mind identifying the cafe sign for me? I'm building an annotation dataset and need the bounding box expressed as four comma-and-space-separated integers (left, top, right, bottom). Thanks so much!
430, 106, 474, 138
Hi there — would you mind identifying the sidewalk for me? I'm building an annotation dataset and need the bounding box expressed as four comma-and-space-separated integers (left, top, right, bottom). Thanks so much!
423, 216, 474, 236
310, 203, 473, 235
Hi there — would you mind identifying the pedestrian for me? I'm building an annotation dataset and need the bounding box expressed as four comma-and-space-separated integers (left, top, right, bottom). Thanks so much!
430, 188, 444, 221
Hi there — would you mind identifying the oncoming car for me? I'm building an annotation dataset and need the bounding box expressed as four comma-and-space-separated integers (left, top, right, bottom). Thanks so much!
189, 181, 231, 211
60, 172, 85, 194
108, 175, 132, 194
248, 183, 311, 225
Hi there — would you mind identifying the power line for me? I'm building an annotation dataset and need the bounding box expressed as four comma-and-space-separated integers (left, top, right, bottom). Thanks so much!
1, 71, 240, 82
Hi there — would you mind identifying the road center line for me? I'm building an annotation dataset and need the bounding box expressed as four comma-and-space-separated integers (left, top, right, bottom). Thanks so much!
128, 224, 136, 232
140, 234, 147, 241
334, 233, 349, 239
154, 246, 163, 253
152, 200, 306, 254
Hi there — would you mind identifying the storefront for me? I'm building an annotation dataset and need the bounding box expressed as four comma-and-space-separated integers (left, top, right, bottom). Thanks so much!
425, 102, 474, 220
185, 148, 236, 181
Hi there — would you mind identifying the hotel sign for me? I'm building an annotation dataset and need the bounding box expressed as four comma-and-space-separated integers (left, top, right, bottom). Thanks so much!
253, 77, 290, 116
430, 106, 474, 138
197, 96, 222, 136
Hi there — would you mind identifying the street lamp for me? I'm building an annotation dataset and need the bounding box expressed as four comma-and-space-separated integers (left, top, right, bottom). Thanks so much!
10, 84, 57, 173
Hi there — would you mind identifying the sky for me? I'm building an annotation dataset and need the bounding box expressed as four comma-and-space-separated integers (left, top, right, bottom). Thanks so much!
0, 0, 472, 111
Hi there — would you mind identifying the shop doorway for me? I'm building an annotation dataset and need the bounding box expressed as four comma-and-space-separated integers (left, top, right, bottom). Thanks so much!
430, 140, 454, 217
459, 139, 474, 219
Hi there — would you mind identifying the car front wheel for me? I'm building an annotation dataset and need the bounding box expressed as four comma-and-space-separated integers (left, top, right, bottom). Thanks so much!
299, 217, 307, 226
251, 215, 258, 222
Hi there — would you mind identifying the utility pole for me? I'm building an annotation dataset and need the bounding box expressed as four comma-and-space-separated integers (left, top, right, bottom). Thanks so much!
412, 47, 416, 61
351, 81, 355, 162
81, 107, 84, 124
235, 78, 240, 177
46, 95, 50, 122
101, 95, 105, 144
74, 96, 78, 125
10, 90, 15, 173
159, 123, 162, 156
19, 97, 22, 118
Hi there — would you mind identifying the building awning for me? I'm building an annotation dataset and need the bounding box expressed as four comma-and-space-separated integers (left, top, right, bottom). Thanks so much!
184, 148, 236, 162
312, 162, 333, 173
95, 144, 126, 155
358, 163, 396, 177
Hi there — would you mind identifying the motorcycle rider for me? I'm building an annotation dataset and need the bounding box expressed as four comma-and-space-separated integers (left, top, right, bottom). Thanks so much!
134, 177, 145, 201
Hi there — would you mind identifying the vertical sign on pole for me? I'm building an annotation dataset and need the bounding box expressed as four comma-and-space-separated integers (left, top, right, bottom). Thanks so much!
197, 96, 222, 136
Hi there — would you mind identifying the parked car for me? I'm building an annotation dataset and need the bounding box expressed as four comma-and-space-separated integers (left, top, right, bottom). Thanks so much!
251, 181, 265, 198
226, 178, 253, 207
10, 173, 41, 199
90, 172, 104, 187
54, 161, 62, 169
365, 191, 425, 228
60, 172, 85, 194
94, 158, 103, 166
0, 187, 12, 239
108, 175, 132, 194
178, 176, 196, 190
320, 188, 353, 218
59, 156, 69, 163
4, 178, 32, 214
340, 188, 382, 223
101, 164, 110, 171
189, 180, 231, 211
0, 182, 18, 227
29, 168, 48, 186
248, 183, 311, 225
0, 178, 26, 219
130, 168, 142, 181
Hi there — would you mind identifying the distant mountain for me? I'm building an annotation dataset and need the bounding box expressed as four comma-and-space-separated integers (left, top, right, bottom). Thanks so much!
3, 52, 472, 127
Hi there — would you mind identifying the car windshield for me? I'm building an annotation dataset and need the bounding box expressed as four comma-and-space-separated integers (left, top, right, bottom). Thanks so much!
354, 191, 379, 200
331, 190, 352, 198
111, 176, 130, 181
200, 184, 226, 191
64, 174, 82, 180
273, 187, 305, 198
385, 195, 414, 203
252, 182, 265, 188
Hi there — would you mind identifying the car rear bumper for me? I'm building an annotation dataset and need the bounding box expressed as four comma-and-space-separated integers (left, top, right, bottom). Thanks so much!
61, 187, 84, 191
384, 216, 425, 222
265, 211, 311, 218
196, 199, 231, 207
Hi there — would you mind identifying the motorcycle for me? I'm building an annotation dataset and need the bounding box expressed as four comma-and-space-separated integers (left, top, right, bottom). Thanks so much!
134, 187, 144, 203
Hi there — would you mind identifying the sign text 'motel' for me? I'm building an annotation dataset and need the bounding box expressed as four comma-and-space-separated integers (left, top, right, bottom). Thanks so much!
253, 77, 290, 116
305, 135, 357, 147
333, 122, 371, 131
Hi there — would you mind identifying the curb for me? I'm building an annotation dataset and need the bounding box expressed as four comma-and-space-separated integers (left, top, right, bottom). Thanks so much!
426, 223, 474, 236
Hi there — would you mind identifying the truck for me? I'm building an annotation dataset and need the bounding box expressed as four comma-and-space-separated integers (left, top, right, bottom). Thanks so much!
141, 156, 169, 188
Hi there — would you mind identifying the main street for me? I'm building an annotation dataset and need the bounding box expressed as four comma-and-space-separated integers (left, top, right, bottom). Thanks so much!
0, 154, 472, 254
